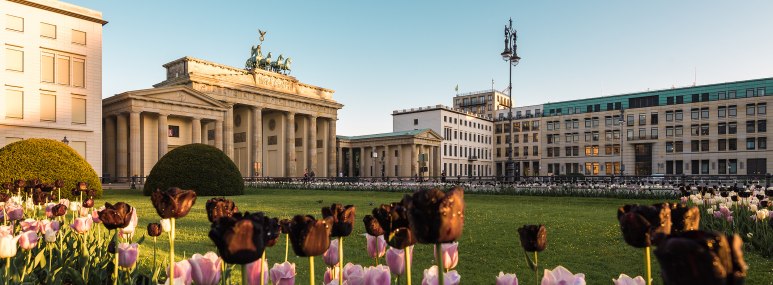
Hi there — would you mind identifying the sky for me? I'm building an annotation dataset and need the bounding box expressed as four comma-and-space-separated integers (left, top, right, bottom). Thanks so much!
69, 0, 773, 135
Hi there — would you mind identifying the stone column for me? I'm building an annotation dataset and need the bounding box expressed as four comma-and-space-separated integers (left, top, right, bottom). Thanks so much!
411, 144, 418, 177
224, 106, 234, 159
359, 147, 365, 177
384, 145, 391, 177
214, 120, 223, 150
286, 112, 297, 177
327, 118, 337, 177
336, 146, 342, 177
105, 116, 116, 178
251, 107, 263, 177
129, 111, 141, 177
115, 114, 127, 179
347, 148, 354, 177
191, 117, 201, 144
434, 146, 441, 177
308, 116, 317, 174
157, 113, 168, 160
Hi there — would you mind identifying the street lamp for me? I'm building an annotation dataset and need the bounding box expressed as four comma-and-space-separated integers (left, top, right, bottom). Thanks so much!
501, 18, 521, 183
61, 136, 69, 145
618, 108, 625, 181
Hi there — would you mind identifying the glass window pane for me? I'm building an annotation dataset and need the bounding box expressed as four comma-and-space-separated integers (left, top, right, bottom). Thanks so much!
5, 48, 23, 71
72, 30, 86, 45
6, 15, 24, 32
72, 97, 86, 124
40, 94, 56, 121
5, 89, 23, 118
40, 22, 56, 38
73, 59, 85, 87
56, 56, 70, 85
41, 53, 54, 82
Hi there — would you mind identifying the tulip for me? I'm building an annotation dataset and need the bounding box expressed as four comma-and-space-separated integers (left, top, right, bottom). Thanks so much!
517, 225, 547, 252
244, 258, 269, 285
322, 204, 356, 237
324, 267, 340, 284
757, 209, 770, 221
189, 252, 222, 285
0, 234, 20, 258
655, 231, 746, 285
366, 234, 386, 259
5, 205, 23, 221
433, 242, 458, 270
540, 266, 585, 285
323, 238, 339, 267
21, 219, 40, 233
205, 197, 238, 223
70, 216, 93, 233
40, 219, 60, 233
288, 215, 333, 257
364, 265, 391, 285
44, 228, 57, 243
363, 215, 384, 236
31, 188, 51, 205
165, 259, 193, 285
82, 198, 95, 208
670, 204, 700, 233
0, 226, 11, 236
343, 263, 364, 283
119, 207, 139, 238
385, 246, 413, 276
372, 203, 416, 249
270, 261, 296, 285
19, 230, 39, 250
209, 212, 273, 264
151, 187, 197, 219
44, 202, 56, 218
404, 187, 465, 244
148, 223, 163, 237
495, 272, 519, 285
613, 274, 645, 285
51, 204, 67, 217
75, 181, 88, 192
161, 218, 172, 232
58, 198, 70, 208
617, 203, 672, 248
117, 243, 139, 268
97, 202, 134, 230
421, 265, 460, 285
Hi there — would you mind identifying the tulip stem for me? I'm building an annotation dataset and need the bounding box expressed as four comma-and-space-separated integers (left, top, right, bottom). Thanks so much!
436, 243, 443, 285
285, 234, 289, 262
169, 218, 176, 285
338, 237, 344, 285
309, 256, 315, 285
645, 246, 651, 285
243, 264, 249, 285
113, 231, 119, 285
5, 257, 10, 284
152, 236, 157, 284
260, 251, 266, 285
404, 247, 411, 285
534, 252, 539, 285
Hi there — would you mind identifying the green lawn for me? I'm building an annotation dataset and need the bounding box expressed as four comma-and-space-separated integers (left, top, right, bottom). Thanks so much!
102, 188, 773, 284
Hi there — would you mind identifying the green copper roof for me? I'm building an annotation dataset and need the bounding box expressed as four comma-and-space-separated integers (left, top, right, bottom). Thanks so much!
337, 129, 431, 141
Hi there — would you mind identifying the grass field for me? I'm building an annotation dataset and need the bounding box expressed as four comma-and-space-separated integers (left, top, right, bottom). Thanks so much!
102, 188, 773, 284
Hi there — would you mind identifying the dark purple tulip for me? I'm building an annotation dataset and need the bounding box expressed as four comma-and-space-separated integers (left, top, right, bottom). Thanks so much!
372, 203, 415, 249
1, 182, 12, 191
363, 215, 384, 237
76, 182, 88, 191
738, 191, 751, 198
205, 197, 238, 223
321, 203, 356, 237
98, 202, 134, 230
670, 204, 700, 233
82, 198, 95, 208
151, 187, 197, 219
0, 193, 9, 203
617, 203, 672, 248
403, 187, 466, 244
31, 188, 51, 205
209, 212, 271, 264
518, 224, 547, 252
288, 215, 333, 257
279, 219, 291, 234
53, 180, 65, 189
40, 184, 55, 193
51, 204, 68, 217
655, 231, 746, 285
147, 223, 162, 237
766, 189, 773, 197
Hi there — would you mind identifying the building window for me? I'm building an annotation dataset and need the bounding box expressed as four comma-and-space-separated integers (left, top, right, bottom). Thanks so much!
667, 97, 674, 105
747, 121, 756, 133
728, 123, 737, 134
728, 105, 737, 117
71, 97, 86, 124
40, 22, 56, 38
759, 137, 767, 150
675, 126, 683, 137
675, 141, 683, 152
627, 114, 634, 126
701, 108, 709, 119
718, 139, 727, 151
701, 140, 709, 152
728, 139, 737, 151
747, 104, 755, 116
666, 142, 673, 153
746, 138, 756, 150
72, 30, 86, 45
5, 47, 23, 72
718, 91, 726, 100
759, 120, 767, 132
747, 89, 755, 97
758, 103, 767, 115
718, 123, 726, 135
6, 15, 24, 32
651, 113, 658, 124
651, 127, 658, 139
718, 106, 726, 118
675, 110, 683, 121
73, 59, 85, 87
691, 108, 699, 120
41, 53, 55, 83
413, 119, 418, 125
758, 88, 766, 97
639, 114, 646, 125
676, 96, 684, 104
728, 91, 736, 99
56, 55, 70, 85
40, 94, 56, 122
5, 89, 23, 119
168, 126, 180, 137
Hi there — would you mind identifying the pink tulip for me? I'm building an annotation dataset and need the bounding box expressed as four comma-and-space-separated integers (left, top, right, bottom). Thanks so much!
117, 243, 139, 268
364, 265, 391, 285
323, 238, 339, 267
58, 199, 70, 208
45, 203, 56, 218
119, 207, 138, 237
496, 272, 519, 285
19, 230, 39, 250
613, 274, 645, 285
421, 266, 460, 285
21, 219, 40, 232
269, 261, 296, 285
79, 206, 90, 217
343, 263, 364, 285
70, 216, 93, 234
0, 234, 20, 258
386, 246, 413, 276
40, 219, 60, 233
167, 260, 192, 285
324, 267, 339, 284
0, 225, 11, 237
541, 266, 585, 285
433, 242, 458, 270
245, 258, 269, 285
366, 234, 386, 259
5, 205, 23, 221
189, 252, 222, 285
92, 210, 102, 223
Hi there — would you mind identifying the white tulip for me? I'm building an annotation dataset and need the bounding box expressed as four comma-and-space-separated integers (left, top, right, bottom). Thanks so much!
44, 228, 57, 243
160, 219, 171, 232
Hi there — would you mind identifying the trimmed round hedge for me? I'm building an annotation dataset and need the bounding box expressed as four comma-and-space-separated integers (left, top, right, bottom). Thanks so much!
143, 143, 244, 196
0, 138, 102, 199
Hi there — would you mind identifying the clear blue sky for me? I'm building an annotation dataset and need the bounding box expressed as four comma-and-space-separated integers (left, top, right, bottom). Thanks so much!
69, 0, 773, 135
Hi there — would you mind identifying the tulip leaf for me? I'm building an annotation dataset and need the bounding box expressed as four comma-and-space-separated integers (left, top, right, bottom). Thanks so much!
136, 234, 146, 245
34, 250, 47, 269
523, 250, 537, 271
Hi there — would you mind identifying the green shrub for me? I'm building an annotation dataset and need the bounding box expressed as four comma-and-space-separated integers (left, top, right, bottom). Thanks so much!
0, 138, 102, 199
143, 143, 244, 196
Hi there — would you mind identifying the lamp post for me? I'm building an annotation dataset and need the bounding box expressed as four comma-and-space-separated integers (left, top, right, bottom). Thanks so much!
61, 136, 69, 145
618, 108, 625, 182
501, 18, 521, 183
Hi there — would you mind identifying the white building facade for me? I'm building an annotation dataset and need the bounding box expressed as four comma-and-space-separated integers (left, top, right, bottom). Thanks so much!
494, 104, 544, 176
1, 0, 105, 174
393, 105, 494, 177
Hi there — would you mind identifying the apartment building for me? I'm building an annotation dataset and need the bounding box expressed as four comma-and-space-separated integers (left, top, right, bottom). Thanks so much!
452, 89, 511, 120
1, 0, 106, 173
493, 104, 543, 176
393, 105, 494, 177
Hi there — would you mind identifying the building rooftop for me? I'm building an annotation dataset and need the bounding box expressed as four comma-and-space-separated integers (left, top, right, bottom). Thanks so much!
392, 104, 492, 121
337, 129, 431, 141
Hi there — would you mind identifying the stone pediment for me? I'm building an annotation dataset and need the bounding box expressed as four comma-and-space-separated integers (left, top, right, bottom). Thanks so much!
128, 86, 227, 109
419, 129, 443, 141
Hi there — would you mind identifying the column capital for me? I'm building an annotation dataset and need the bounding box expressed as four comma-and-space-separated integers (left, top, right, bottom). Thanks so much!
250, 105, 263, 112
